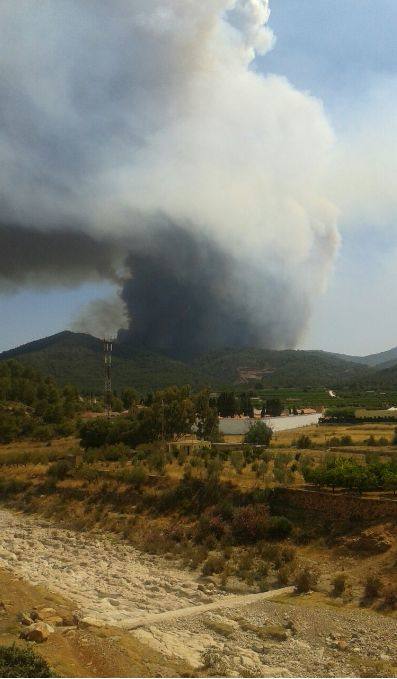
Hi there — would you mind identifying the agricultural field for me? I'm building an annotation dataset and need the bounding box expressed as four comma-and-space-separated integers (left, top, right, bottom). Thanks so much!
255, 388, 397, 410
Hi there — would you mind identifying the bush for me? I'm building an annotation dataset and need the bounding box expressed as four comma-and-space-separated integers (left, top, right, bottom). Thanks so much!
292, 526, 313, 545
76, 464, 101, 482
340, 435, 353, 446
31, 425, 55, 442
208, 516, 228, 540
364, 574, 383, 600
46, 459, 72, 481
202, 554, 226, 576
244, 421, 272, 446
277, 563, 294, 585
119, 464, 148, 488
147, 450, 167, 474
295, 435, 312, 449
294, 566, 319, 593
79, 418, 112, 449
0, 644, 55, 677
231, 504, 269, 543
266, 516, 293, 539
198, 514, 229, 541
382, 586, 397, 610
230, 450, 245, 474
0, 479, 29, 496
331, 572, 348, 597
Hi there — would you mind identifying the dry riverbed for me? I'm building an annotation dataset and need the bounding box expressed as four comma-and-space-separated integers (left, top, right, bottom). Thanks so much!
0, 508, 396, 677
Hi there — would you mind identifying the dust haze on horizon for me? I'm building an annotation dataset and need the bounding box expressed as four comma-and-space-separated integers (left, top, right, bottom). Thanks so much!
0, 1, 392, 356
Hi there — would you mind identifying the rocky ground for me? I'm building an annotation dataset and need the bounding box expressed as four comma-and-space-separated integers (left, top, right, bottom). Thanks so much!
0, 509, 228, 624
0, 508, 396, 677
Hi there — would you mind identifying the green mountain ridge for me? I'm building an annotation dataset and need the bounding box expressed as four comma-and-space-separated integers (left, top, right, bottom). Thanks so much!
0, 332, 195, 393
315, 346, 397, 368
2, 330, 393, 393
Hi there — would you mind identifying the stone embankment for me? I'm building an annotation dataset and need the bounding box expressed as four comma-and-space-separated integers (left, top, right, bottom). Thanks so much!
272, 487, 397, 522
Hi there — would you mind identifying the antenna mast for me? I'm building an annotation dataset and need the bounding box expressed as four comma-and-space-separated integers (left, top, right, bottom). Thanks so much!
103, 338, 113, 418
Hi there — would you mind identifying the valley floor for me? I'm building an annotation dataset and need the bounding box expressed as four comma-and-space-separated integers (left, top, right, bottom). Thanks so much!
0, 507, 396, 677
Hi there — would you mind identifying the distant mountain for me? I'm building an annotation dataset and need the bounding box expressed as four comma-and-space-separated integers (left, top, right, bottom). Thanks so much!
364, 361, 397, 388
192, 348, 371, 388
320, 346, 397, 369
359, 346, 397, 368
0, 331, 377, 393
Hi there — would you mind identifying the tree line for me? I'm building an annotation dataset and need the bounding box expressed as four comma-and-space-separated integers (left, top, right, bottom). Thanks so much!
216, 392, 283, 418
303, 455, 397, 494
0, 360, 81, 442
80, 386, 219, 449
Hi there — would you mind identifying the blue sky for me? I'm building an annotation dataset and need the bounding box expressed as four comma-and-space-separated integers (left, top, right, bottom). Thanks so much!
0, 0, 396, 356
261, 0, 397, 355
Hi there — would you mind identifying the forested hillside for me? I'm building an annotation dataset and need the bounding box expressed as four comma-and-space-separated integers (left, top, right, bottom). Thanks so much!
0, 331, 381, 394
0, 360, 81, 442
192, 348, 371, 388
0, 332, 195, 393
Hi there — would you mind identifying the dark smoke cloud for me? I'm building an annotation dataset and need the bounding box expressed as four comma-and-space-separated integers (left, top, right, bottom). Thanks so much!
118, 225, 310, 358
0, 223, 123, 290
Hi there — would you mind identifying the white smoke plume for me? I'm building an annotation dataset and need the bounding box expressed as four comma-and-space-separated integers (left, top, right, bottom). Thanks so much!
0, 1, 339, 354
71, 293, 128, 340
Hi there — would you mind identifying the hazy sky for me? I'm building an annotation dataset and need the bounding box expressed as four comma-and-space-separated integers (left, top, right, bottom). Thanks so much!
0, 1, 396, 356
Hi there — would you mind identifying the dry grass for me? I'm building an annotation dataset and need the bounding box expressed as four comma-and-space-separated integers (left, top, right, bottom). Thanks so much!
273, 422, 396, 447
0, 437, 79, 458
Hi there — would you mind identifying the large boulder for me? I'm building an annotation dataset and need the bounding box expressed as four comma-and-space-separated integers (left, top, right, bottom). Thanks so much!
31, 607, 57, 621
20, 621, 54, 643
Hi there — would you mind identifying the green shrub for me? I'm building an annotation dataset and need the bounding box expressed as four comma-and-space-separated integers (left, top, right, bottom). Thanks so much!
280, 545, 296, 563
382, 586, 397, 610
76, 464, 101, 482
295, 434, 312, 449
46, 459, 72, 481
0, 644, 55, 677
230, 450, 245, 474
294, 566, 319, 593
277, 563, 294, 585
0, 479, 29, 496
331, 572, 348, 597
147, 450, 166, 474
206, 456, 224, 482
0, 412, 22, 443
340, 435, 353, 446
266, 515, 293, 539
119, 464, 148, 488
79, 418, 113, 449
231, 504, 269, 543
202, 554, 226, 576
244, 421, 272, 446
364, 574, 383, 600
197, 514, 229, 542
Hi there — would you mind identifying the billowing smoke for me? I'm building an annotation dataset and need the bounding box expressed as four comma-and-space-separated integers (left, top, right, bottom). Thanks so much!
0, 1, 339, 356
0, 223, 124, 291
118, 223, 314, 358
72, 293, 128, 340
